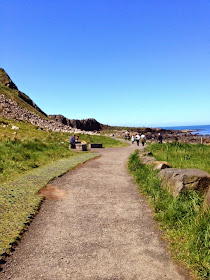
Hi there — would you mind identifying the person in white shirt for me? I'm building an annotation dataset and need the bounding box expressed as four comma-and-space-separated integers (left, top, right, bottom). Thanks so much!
135, 133, 140, 146
131, 135, 135, 144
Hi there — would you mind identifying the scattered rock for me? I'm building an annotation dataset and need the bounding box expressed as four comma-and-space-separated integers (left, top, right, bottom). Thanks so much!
11, 125, 19, 130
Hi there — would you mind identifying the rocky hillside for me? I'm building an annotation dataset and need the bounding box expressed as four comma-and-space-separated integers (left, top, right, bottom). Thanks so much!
0, 68, 47, 117
0, 69, 102, 132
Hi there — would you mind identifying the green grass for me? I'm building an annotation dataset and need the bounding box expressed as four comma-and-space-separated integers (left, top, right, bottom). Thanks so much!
128, 150, 210, 280
147, 142, 210, 173
0, 116, 127, 184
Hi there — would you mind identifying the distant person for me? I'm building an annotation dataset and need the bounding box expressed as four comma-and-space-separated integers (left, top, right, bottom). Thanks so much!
124, 131, 128, 140
140, 134, 146, 146
131, 135, 135, 144
157, 133, 163, 144
135, 133, 140, 146
69, 134, 76, 149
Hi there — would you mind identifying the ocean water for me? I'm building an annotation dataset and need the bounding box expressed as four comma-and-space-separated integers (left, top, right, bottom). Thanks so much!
160, 125, 210, 136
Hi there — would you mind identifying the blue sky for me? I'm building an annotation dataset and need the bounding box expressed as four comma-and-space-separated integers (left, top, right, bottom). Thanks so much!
1, 0, 209, 127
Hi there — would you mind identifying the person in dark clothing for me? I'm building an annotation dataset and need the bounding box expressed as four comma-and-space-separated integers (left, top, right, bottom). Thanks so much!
69, 134, 76, 149
157, 133, 163, 144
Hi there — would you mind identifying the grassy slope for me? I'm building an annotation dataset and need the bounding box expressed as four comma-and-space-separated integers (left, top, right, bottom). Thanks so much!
128, 149, 210, 280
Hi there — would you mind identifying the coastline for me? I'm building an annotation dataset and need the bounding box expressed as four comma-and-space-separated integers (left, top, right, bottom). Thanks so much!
160, 125, 210, 136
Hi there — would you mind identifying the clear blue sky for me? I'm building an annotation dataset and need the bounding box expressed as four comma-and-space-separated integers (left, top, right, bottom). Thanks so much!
1, 0, 209, 127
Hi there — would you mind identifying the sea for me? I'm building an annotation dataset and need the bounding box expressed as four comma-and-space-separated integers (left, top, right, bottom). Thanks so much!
160, 125, 210, 136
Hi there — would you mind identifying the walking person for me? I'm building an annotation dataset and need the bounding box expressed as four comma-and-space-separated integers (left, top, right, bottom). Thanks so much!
135, 133, 140, 146
140, 134, 146, 146
157, 133, 163, 144
131, 135, 135, 144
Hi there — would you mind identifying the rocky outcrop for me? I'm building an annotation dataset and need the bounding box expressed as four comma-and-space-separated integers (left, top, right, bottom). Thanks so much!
49, 115, 102, 131
158, 168, 210, 197
0, 68, 47, 117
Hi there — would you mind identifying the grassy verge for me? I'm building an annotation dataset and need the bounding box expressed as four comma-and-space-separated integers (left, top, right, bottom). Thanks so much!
128, 150, 210, 280
0, 152, 99, 259
147, 142, 210, 173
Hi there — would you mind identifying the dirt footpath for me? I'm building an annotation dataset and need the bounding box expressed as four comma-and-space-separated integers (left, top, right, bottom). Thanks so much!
1, 144, 191, 280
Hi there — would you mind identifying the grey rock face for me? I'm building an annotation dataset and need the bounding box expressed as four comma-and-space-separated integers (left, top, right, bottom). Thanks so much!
49, 115, 102, 131
158, 168, 210, 197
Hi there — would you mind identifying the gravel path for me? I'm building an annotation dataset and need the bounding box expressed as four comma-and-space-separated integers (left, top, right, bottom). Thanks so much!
1, 143, 191, 280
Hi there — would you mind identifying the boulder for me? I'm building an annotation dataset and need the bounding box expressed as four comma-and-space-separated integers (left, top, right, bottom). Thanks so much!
139, 151, 153, 157
75, 143, 87, 151
158, 168, 210, 197
153, 161, 171, 170
203, 187, 210, 210
140, 156, 157, 165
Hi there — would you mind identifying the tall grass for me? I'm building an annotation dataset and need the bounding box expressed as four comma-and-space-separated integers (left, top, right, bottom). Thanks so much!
128, 150, 210, 280
148, 142, 210, 173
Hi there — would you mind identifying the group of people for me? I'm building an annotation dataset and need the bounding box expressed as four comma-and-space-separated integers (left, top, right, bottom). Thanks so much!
128, 132, 163, 147
131, 133, 146, 146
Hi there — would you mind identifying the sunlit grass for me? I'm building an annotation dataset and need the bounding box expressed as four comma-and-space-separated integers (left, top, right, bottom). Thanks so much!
147, 142, 210, 173
128, 150, 210, 280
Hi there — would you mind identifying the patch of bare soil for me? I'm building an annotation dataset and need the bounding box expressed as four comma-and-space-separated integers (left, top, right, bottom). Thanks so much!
39, 184, 66, 200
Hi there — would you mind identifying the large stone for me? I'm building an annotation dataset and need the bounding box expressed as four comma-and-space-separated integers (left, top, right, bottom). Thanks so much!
203, 187, 210, 210
139, 151, 153, 157
153, 161, 171, 170
159, 168, 210, 197
140, 156, 157, 165
75, 143, 87, 151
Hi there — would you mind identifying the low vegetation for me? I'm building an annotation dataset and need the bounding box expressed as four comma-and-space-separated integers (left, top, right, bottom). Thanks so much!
128, 149, 209, 280
147, 142, 210, 173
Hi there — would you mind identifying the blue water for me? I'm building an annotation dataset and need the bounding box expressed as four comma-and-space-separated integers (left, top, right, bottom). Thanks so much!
160, 125, 210, 136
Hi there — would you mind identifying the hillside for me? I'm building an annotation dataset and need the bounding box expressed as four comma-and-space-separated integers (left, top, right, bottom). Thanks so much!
0, 69, 105, 132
